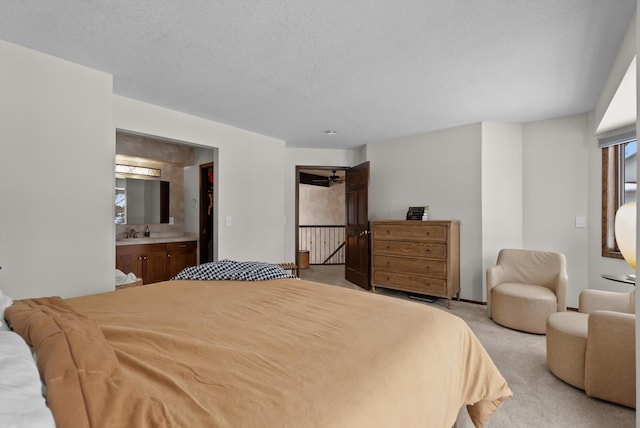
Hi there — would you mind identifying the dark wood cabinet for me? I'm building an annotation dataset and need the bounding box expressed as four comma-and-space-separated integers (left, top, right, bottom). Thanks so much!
115, 246, 144, 279
144, 244, 169, 284
167, 241, 198, 279
116, 241, 197, 286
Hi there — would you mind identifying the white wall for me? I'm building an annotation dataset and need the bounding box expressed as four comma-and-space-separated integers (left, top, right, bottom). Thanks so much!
481, 122, 523, 301
366, 123, 485, 301
0, 39, 355, 299
595, 13, 636, 132
0, 40, 114, 299
522, 114, 591, 307
364, 116, 602, 308
283, 148, 359, 262
114, 96, 287, 263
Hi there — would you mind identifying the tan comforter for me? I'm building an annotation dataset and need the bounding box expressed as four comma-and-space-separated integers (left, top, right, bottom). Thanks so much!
6, 279, 511, 428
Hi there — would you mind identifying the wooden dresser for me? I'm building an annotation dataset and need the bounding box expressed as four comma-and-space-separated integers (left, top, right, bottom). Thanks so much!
370, 220, 460, 308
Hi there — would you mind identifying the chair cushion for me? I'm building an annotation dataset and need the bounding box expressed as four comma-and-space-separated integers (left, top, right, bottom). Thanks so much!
493, 283, 556, 301
546, 312, 589, 389
491, 283, 557, 334
547, 311, 589, 338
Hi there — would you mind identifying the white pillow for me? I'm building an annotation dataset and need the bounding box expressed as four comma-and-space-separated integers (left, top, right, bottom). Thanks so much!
0, 290, 13, 331
0, 332, 56, 428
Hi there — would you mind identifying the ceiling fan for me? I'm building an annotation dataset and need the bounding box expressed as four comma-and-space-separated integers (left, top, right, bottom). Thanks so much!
312, 170, 344, 185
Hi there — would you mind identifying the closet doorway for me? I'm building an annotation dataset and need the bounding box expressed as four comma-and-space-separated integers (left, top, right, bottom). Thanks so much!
199, 162, 214, 264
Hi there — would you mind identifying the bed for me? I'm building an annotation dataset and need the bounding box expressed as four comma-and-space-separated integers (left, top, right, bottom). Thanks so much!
4, 263, 512, 428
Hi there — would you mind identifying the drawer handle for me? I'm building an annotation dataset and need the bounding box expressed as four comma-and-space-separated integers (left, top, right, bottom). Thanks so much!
425, 265, 430, 270
386, 261, 390, 266
179, 244, 187, 248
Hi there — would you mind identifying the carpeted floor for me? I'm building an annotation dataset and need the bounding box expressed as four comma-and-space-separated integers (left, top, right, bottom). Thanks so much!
298, 265, 636, 428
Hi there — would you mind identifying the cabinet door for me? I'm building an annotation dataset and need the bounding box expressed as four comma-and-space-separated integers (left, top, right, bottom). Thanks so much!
167, 241, 197, 278
143, 245, 168, 284
116, 246, 143, 278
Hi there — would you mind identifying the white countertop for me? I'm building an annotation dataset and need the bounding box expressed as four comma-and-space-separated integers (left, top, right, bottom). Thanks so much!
116, 235, 197, 246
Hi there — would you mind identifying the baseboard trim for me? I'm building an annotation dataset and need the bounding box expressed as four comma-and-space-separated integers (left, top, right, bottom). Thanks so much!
458, 298, 486, 305
454, 299, 578, 312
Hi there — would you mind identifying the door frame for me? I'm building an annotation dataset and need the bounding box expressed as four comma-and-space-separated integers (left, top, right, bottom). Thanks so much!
295, 165, 349, 269
199, 162, 214, 264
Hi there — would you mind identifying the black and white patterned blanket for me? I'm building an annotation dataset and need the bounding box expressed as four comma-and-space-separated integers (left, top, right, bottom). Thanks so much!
172, 259, 297, 281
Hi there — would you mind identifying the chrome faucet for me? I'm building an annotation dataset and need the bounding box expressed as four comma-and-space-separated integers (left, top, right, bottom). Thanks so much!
128, 228, 138, 238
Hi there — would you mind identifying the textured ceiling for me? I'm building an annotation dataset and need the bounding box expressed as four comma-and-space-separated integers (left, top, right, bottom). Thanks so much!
0, 1, 635, 149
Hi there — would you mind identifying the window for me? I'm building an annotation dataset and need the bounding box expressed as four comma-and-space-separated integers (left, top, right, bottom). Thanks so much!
115, 184, 126, 225
602, 139, 637, 258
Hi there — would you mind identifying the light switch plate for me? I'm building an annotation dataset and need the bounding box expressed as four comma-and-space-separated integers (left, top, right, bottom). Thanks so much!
225, 216, 232, 227
575, 216, 586, 228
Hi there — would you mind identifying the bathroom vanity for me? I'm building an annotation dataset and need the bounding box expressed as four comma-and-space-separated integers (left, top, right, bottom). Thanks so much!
116, 237, 197, 285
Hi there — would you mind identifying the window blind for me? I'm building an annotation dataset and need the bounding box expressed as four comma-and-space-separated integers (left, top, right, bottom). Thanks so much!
597, 124, 636, 148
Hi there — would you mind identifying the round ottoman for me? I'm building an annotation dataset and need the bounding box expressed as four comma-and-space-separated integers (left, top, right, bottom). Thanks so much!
491, 283, 558, 333
546, 311, 589, 389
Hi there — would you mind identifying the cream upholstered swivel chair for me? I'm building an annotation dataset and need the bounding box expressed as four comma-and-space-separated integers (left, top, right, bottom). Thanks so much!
546, 289, 635, 408
486, 249, 568, 334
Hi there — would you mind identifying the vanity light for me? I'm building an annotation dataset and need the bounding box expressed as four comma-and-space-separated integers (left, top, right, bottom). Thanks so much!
115, 164, 161, 177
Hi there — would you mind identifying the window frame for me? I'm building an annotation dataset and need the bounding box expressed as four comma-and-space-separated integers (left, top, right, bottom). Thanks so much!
602, 144, 627, 260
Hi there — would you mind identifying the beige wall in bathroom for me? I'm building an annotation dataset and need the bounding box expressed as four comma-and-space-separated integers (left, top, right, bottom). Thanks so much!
115, 133, 195, 238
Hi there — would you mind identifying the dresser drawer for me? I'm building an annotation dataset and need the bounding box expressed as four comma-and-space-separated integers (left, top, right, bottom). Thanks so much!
374, 240, 447, 259
373, 271, 448, 296
373, 255, 447, 278
372, 223, 448, 242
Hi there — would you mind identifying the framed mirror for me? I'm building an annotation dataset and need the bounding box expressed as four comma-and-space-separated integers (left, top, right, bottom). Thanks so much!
115, 178, 170, 225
